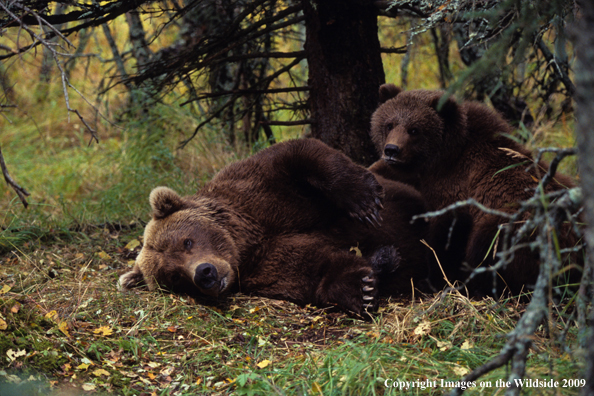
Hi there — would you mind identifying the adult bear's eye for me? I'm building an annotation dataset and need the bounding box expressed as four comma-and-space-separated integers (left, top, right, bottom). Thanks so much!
386, 122, 394, 131
409, 128, 418, 136
183, 239, 193, 250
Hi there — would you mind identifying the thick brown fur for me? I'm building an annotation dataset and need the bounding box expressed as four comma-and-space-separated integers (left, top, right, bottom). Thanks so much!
119, 138, 428, 315
369, 85, 580, 296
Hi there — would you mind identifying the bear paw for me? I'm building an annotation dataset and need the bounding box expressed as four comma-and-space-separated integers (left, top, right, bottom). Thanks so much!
370, 246, 401, 276
346, 173, 384, 228
361, 272, 379, 314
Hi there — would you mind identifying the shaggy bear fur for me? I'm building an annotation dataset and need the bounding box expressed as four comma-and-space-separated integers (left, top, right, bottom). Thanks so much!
119, 138, 428, 315
369, 85, 579, 296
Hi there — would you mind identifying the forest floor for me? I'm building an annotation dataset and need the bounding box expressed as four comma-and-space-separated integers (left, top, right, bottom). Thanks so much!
0, 224, 585, 395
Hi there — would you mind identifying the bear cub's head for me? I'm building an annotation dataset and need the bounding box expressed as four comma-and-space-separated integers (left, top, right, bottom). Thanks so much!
118, 187, 238, 300
370, 84, 467, 172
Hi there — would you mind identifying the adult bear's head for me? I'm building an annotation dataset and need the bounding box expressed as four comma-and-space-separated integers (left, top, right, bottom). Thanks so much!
118, 187, 239, 299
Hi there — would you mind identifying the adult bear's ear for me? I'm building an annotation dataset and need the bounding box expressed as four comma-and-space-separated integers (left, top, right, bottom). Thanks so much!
149, 186, 185, 219
378, 84, 402, 103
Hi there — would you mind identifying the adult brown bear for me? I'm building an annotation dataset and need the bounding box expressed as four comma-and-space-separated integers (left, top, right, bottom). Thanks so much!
369, 85, 580, 296
119, 138, 428, 315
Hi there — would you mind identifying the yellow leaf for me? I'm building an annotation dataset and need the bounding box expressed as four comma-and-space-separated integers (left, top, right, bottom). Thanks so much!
93, 326, 113, 336
256, 359, 271, 369
436, 340, 451, 351
196, 378, 202, 385
82, 383, 96, 391
349, 245, 362, 257
0, 285, 11, 294
77, 363, 90, 370
92, 368, 110, 377
6, 349, 26, 361
452, 364, 469, 376
45, 310, 58, 321
147, 372, 156, 380
11, 303, 20, 313
413, 320, 431, 336
125, 239, 141, 250
96, 251, 111, 260
0, 318, 7, 331
58, 321, 70, 337
311, 382, 323, 394
147, 362, 160, 368
461, 339, 473, 350
249, 306, 260, 314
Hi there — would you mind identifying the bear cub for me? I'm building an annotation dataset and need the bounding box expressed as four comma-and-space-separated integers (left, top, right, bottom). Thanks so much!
119, 138, 428, 315
369, 85, 581, 296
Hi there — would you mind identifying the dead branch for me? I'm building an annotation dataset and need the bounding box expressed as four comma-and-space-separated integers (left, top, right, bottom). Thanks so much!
0, 146, 29, 208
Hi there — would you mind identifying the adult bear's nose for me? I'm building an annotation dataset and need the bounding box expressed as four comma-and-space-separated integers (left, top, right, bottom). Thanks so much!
194, 263, 218, 290
384, 144, 401, 158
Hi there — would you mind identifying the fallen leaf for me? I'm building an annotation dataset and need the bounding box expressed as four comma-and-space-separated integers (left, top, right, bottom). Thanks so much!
413, 320, 431, 336
93, 326, 113, 336
256, 359, 271, 369
167, 326, 177, 333
196, 378, 202, 385
436, 340, 451, 351
147, 362, 160, 368
452, 364, 469, 376
160, 366, 174, 376
0, 285, 11, 294
77, 363, 90, 370
92, 368, 110, 377
10, 303, 20, 313
125, 239, 141, 250
349, 245, 362, 257
96, 251, 111, 260
45, 310, 58, 321
82, 383, 96, 391
75, 253, 85, 260
249, 306, 260, 314
311, 382, 323, 394
58, 321, 70, 337
461, 339, 473, 350
0, 319, 7, 331
147, 372, 156, 379
6, 349, 26, 361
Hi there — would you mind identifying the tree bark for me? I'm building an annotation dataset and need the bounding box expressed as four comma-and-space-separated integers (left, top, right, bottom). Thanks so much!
575, 1, 594, 395
302, 0, 384, 165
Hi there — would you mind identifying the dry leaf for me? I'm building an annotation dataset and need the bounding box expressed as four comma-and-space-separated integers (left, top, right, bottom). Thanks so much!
0, 285, 11, 294
452, 364, 469, 376
461, 339, 473, 350
125, 239, 141, 250
0, 319, 7, 331
160, 366, 174, 376
10, 304, 20, 313
45, 310, 58, 321
147, 362, 160, 368
93, 326, 113, 336
96, 251, 111, 260
436, 340, 451, 351
77, 363, 90, 370
256, 359, 271, 369
6, 349, 26, 361
349, 245, 362, 257
82, 383, 96, 391
311, 382, 323, 394
413, 320, 431, 336
92, 368, 110, 377
58, 322, 70, 337
249, 306, 260, 314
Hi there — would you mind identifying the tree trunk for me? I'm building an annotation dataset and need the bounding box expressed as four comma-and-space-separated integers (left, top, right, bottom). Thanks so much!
302, 0, 384, 165
575, 1, 594, 395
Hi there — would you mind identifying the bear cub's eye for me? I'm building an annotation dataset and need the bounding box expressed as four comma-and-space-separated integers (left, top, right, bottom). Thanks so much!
183, 239, 193, 250
409, 128, 419, 136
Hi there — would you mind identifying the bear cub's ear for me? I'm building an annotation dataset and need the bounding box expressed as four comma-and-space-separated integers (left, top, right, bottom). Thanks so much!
150, 186, 185, 219
378, 84, 402, 103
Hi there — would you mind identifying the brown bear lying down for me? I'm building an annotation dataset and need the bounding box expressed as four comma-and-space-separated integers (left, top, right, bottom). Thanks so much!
119, 138, 428, 316
369, 85, 581, 296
